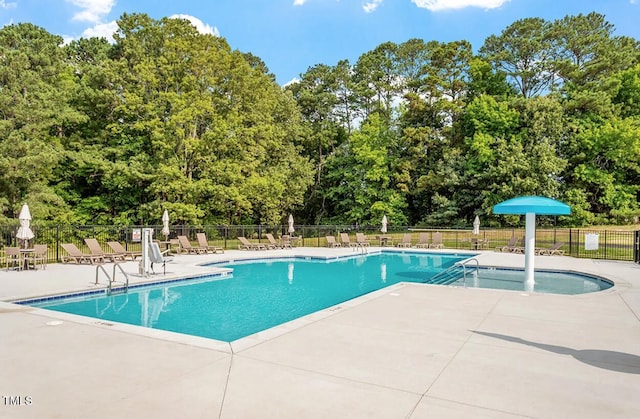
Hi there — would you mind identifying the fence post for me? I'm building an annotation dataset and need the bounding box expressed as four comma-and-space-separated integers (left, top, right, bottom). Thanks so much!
569, 228, 573, 257
55, 225, 60, 262
634, 231, 640, 264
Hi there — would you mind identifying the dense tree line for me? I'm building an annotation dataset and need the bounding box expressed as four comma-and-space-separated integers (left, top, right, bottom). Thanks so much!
288, 12, 640, 227
0, 12, 639, 228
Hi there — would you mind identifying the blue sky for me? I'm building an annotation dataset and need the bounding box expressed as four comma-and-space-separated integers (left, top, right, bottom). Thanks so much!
1, 0, 639, 85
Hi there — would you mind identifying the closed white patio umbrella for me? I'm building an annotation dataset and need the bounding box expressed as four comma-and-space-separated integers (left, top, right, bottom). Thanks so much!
381, 215, 388, 234
472, 215, 480, 235
16, 203, 35, 248
288, 214, 295, 234
161, 209, 170, 239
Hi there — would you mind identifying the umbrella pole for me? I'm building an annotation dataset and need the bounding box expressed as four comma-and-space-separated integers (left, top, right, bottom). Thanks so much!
524, 212, 536, 291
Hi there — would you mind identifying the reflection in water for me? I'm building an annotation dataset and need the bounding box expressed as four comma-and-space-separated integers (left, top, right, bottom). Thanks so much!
471, 270, 478, 288
380, 262, 387, 283
139, 289, 180, 327
432, 255, 442, 268
288, 262, 294, 284
96, 295, 129, 316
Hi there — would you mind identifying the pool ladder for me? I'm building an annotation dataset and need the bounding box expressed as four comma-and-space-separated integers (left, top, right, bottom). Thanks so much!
455, 258, 480, 286
428, 257, 480, 285
95, 263, 130, 295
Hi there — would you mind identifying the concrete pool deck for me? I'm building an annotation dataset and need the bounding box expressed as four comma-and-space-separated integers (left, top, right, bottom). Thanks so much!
1, 247, 639, 418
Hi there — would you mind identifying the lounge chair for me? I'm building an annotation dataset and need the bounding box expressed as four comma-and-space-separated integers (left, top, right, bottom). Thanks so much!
415, 232, 430, 248
148, 242, 173, 275
24, 244, 47, 270
107, 241, 142, 260
429, 232, 444, 249
196, 232, 225, 253
60, 243, 104, 264
85, 238, 126, 262
4, 247, 22, 271
396, 233, 412, 248
177, 235, 207, 254
325, 236, 341, 247
340, 233, 357, 247
265, 233, 281, 249
538, 242, 565, 256
280, 235, 294, 249
495, 236, 519, 252
355, 233, 370, 247
238, 236, 266, 250
512, 237, 526, 254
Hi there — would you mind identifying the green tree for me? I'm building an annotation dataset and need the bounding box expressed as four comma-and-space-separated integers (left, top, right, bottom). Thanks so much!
325, 114, 407, 225
480, 18, 554, 98
0, 23, 82, 223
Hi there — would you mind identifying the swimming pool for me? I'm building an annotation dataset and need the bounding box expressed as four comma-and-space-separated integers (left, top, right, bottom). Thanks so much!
448, 267, 612, 294
25, 251, 612, 342
27, 252, 467, 342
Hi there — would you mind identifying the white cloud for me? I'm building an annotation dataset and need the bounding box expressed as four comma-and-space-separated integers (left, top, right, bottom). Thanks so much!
412, 0, 509, 11
0, 0, 17, 10
81, 20, 118, 40
169, 14, 220, 37
283, 77, 300, 87
67, 0, 115, 23
293, 0, 307, 5
363, 0, 383, 13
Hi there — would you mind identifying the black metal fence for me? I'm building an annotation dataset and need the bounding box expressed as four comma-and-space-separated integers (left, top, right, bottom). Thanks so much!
1, 224, 639, 264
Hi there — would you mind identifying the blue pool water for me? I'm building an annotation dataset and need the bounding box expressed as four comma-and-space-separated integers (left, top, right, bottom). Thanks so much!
27, 252, 612, 342
28, 252, 465, 342
449, 267, 612, 294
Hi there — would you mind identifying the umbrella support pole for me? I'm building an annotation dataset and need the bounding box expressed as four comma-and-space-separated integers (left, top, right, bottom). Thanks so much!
524, 212, 536, 291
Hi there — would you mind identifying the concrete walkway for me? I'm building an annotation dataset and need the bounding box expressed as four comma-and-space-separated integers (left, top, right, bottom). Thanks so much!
1, 248, 639, 418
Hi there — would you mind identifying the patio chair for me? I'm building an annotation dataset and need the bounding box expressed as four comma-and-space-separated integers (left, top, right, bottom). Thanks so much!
512, 237, 526, 254
415, 232, 430, 248
85, 238, 126, 262
396, 233, 412, 248
196, 232, 225, 253
60, 243, 104, 264
148, 242, 173, 275
355, 233, 370, 247
107, 241, 142, 260
280, 235, 294, 249
4, 247, 23, 271
325, 235, 341, 248
340, 233, 357, 247
264, 233, 281, 249
238, 236, 266, 250
24, 244, 47, 270
429, 232, 444, 249
177, 235, 207, 254
495, 236, 519, 252
538, 242, 565, 256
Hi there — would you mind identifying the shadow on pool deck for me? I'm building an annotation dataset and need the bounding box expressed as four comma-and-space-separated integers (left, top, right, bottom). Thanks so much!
471, 330, 640, 374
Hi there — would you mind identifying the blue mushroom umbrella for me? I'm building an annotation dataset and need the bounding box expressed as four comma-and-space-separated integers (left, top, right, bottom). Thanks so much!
493, 196, 570, 291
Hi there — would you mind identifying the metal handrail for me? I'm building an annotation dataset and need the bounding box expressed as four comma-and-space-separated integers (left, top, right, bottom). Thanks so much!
454, 257, 480, 285
428, 264, 464, 285
95, 264, 111, 292
112, 263, 130, 293
95, 263, 130, 295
